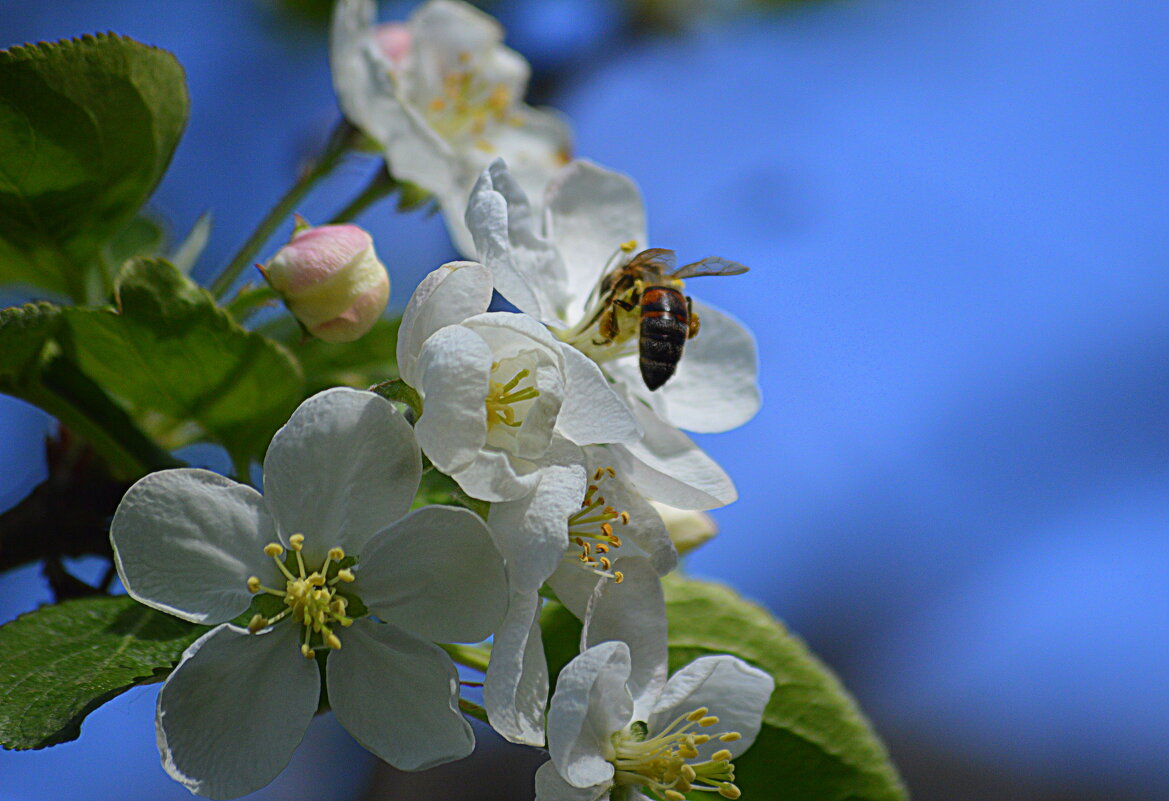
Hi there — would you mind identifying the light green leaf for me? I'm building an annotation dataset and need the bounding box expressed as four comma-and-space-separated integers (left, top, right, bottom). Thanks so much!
61, 258, 304, 463
0, 595, 205, 750
0, 34, 188, 301
663, 575, 907, 801
272, 315, 400, 395
0, 301, 60, 375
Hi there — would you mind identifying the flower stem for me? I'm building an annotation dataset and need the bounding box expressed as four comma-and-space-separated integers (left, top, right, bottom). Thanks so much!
327, 163, 398, 224
208, 121, 356, 300
441, 642, 492, 674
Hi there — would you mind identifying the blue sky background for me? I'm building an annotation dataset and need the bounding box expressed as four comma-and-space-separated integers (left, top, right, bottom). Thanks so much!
1, 1, 1167, 799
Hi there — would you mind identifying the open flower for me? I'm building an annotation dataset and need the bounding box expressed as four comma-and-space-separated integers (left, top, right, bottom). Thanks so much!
535, 560, 774, 801
466, 158, 760, 509
483, 455, 678, 745
396, 261, 639, 502
110, 388, 508, 799
330, 0, 571, 256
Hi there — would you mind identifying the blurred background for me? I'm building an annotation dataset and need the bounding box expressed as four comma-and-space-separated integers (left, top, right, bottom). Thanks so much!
2, 0, 1167, 799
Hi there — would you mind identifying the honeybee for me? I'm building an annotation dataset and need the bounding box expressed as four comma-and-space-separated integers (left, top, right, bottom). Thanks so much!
590, 248, 749, 391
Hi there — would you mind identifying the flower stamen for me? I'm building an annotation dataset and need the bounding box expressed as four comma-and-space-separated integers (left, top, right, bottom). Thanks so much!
611, 705, 745, 801
245, 535, 362, 656
485, 366, 540, 429
566, 468, 630, 583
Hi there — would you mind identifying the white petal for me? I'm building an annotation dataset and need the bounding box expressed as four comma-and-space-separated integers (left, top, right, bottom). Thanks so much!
576, 557, 668, 713
496, 108, 575, 211
547, 640, 632, 789
649, 300, 760, 433
410, 0, 506, 70
467, 159, 569, 324
111, 469, 277, 625
357, 505, 508, 643
156, 624, 319, 799
544, 160, 647, 320
397, 261, 493, 387
535, 760, 611, 801
263, 388, 421, 562
450, 447, 544, 502
609, 400, 737, 509
556, 344, 640, 446
329, 619, 474, 770
648, 655, 774, 759
414, 325, 492, 474
483, 591, 549, 745
487, 442, 587, 593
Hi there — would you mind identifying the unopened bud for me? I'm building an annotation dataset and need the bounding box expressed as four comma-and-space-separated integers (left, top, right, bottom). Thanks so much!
650, 501, 718, 555
260, 221, 389, 344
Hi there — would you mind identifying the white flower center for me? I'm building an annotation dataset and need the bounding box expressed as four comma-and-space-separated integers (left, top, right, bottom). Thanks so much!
484, 363, 541, 430
565, 467, 630, 583
611, 706, 744, 801
420, 50, 521, 150
245, 533, 361, 659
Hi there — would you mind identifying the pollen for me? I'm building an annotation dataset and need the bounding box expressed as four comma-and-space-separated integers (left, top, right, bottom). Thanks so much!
421, 50, 517, 147
610, 704, 745, 801
243, 534, 363, 656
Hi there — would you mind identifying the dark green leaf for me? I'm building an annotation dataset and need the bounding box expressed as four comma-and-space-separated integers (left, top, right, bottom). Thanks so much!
103, 215, 166, 269
370, 377, 420, 417
663, 575, 907, 801
289, 315, 400, 395
0, 34, 188, 301
0, 596, 205, 750
60, 258, 303, 463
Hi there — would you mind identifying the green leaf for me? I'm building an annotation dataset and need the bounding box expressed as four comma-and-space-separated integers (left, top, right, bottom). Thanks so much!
370, 377, 420, 417
60, 258, 304, 463
287, 315, 400, 395
663, 575, 907, 801
0, 34, 188, 301
0, 595, 205, 750
0, 301, 60, 375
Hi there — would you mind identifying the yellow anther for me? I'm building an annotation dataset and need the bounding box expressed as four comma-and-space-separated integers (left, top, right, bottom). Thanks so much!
619, 511, 630, 525
620, 240, 638, 252
247, 614, 268, 633
325, 632, 342, 650
328, 547, 345, 561
429, 97, 446, 112
719, 783, 742, 799
665, 792, 685, 801
609, 534, 623, 548
699, 716, 720, 728
600, 522, 613, 537
599, 557, 612, 570
682, 765, 697, 782
593, 467, 606, 481
614, 571, 624, 583
693, 734, 712, 744
308, 573, 326, 587
263, 543, 284, 557
289, 533, 305, 551
337, 568, 355, 582
247, 576, 262, 593
301, 644, 315, 659
595, 544, 609, 554
711, 749, 733, 762
719, 732, 742, 743
687, 708, 710, 722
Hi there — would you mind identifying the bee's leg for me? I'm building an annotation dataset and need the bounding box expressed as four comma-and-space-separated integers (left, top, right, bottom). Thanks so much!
686, 296, 700, 339
595, 305, 619, 344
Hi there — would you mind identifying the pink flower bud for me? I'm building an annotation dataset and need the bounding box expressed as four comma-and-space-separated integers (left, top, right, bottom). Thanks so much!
373, 23, 411, 66
260, 223, 389, 344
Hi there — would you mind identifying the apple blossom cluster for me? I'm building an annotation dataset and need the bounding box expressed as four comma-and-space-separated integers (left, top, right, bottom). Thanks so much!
106, 1, 772, 799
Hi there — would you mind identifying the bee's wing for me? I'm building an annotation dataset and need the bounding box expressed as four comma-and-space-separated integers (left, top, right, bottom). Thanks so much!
626, 248, 678, 274
672, 256, 749, 279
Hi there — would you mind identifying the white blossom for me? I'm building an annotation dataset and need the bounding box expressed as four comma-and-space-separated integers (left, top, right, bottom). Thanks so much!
483, 454, 678, 745
397, 261, 639, 502
466, 158, 760, 509
110, 388, 508, 799
534, 559, 774, 801
330, 0, 571, 256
